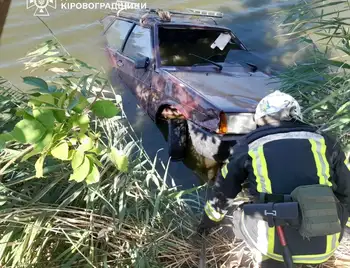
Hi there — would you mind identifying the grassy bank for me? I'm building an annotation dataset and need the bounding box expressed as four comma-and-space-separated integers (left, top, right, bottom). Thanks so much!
0, 39, 251, 267
0, 1, 350, 266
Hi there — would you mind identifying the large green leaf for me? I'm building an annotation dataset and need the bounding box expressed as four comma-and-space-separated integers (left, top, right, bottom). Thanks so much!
68, 93, 89, 113
23, 77, 49, 93
91, 100, 119, 119
35, 154, 46, 178
89, 142, 106, 156
11, 118, 46, 143
69, 155, 90, 182
109, 147, 128, 173
71, 114, 89, 129
33, 108, 56, 129
51, 141, 69, 160
73, 96, 90, 113
78, 135, 94, 152
57, 92, 67, 108
53, 110, 66, 123
86, 163, 100, 185
36, 131, 53, 150
87, 154, 103, 168
30, 94, 55, 106
72, 149, 84, 169
21, 131, 53, 161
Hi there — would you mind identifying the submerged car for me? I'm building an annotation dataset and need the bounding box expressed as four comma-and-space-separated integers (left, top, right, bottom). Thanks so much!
101, 8, 279, 162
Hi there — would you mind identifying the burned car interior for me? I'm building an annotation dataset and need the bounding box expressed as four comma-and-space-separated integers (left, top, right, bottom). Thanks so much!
158, 27, 244, 66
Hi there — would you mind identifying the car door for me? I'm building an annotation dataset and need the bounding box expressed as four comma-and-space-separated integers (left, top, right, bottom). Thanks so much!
103, 17, 134, 87
118, 25, 154, 111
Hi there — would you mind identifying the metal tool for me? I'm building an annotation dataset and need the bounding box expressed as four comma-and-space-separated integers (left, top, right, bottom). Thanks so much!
276, 225, 295, 268
199, 238, 207, 268
243, 202, 298, 268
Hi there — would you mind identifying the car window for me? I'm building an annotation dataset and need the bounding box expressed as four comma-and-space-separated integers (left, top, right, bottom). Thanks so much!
105, 19, 134, 52
158, 27, 244, 66
123, 25, 153, 60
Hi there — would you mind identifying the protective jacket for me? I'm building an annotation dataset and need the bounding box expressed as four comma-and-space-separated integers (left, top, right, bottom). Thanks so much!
203, 120, 350, 264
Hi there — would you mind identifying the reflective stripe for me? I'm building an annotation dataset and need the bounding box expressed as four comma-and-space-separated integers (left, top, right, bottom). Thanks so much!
267, 226, 275, 255
242, 213, 340, 264
248, 131, 332, 186
244, 131, 338, 263
345, 157, 350, 171
346, 218, 350, 228
309, 138, 332, 186
248, 146, 272, 194
221, 163, 228, 178
248, 131, 323, 151
204, 201, 225, 222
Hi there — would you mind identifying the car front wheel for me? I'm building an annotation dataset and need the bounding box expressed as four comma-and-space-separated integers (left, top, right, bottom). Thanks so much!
167, 118, 188, 161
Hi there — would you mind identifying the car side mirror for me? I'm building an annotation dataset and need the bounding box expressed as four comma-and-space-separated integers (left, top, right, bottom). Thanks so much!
135, 56, 150, 69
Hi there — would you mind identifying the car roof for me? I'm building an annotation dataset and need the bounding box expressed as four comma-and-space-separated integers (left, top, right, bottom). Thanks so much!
106, 9, 230, 30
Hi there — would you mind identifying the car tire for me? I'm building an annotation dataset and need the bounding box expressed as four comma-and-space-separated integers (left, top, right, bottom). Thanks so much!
168, 118, 188, 161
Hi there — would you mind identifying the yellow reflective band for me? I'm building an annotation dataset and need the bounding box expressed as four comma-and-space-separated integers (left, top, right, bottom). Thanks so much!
309, 138, 332, 187
248, 146, 272, 194
346, 218, 350, 228
204, 201, 225, 222
267, 227, 275, 256
258, 146, 272, 193
326, 232, 339, 254
345, 157, 350, 171
320, 138, 331, 185
242, 213, 339, 264
221, 163, 228, 179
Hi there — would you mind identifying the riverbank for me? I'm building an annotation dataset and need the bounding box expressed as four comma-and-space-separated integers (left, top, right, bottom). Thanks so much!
0, 39, 251, 267
0, 38, 349, 268
1, 0, 350, 266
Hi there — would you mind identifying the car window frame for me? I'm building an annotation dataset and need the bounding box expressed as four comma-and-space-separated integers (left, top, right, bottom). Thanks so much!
104, 17, 136, 53
121, 23, 154, 62
154, 24, 248, 68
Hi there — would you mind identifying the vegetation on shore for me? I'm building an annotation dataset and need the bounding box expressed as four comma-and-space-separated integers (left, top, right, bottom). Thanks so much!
0, 1, 350, 267
276, 0, 350, 155
0, 38, 251, 267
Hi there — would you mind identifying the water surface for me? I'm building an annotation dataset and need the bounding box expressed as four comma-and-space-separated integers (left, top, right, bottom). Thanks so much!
1, 0, 299, 187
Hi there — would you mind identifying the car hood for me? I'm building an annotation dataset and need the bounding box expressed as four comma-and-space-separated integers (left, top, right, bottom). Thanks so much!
168, 68, 280, 113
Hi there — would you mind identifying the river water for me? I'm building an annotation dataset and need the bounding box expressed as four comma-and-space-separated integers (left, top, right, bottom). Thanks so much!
0, 0, 300, 188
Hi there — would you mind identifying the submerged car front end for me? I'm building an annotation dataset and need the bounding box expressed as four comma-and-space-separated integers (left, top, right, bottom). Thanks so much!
153, 23, 280, 161
164, 64, 280, 162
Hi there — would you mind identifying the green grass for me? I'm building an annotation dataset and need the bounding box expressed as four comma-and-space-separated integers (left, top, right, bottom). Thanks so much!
0, 38, 249, 267
1, 3, 350, 266
275, 0, 350, 156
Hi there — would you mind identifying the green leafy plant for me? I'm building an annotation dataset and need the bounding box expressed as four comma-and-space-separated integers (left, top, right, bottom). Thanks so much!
0, 39, 126, 184
1, 76, 119, 184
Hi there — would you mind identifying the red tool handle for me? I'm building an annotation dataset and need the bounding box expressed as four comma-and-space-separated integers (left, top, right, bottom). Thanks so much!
276, 226, 295, 268
276, 226, 287, 246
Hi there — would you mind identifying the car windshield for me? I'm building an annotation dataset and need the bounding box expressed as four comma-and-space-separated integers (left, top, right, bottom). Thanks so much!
158, 26, 244, 67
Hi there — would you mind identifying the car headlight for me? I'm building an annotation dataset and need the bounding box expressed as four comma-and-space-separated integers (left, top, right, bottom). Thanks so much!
218, 112, 256, 134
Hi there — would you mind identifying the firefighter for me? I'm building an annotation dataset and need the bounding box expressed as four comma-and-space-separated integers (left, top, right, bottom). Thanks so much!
198, 90, 350, 267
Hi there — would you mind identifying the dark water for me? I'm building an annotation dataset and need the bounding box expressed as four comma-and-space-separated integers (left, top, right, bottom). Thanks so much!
0, 0, 300, 188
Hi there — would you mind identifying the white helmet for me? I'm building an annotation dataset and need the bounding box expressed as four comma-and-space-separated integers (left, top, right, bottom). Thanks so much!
254, 90, 302, 122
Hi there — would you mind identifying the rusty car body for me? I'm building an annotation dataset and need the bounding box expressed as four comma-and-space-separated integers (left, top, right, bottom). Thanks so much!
101, 9, 279, 162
